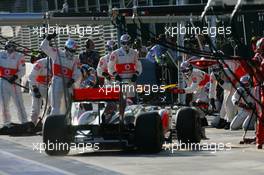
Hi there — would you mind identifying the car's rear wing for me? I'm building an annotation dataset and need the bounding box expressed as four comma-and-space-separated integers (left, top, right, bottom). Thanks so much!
73, 88, 120, 102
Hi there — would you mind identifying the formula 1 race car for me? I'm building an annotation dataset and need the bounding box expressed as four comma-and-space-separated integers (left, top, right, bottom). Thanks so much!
43, 85, 203, 156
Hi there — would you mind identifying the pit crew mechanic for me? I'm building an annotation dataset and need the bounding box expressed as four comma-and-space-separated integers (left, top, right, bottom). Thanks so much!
230, 75, 256, 130
108, 34, 142, 101
172, 61, 210, 103
0, 41, 28, 131
40, 33, 81, 115
28, 56, 52, 125
97, 40, 118, 85
247, 37, 264, 149
171, 60, 210, 139
209, 63, 238, 130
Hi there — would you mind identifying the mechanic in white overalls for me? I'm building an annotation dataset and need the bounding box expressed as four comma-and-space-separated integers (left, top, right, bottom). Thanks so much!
172, 61, 210, 139
97, 40, 117, 85
28, 57, 52, 125
0, 41, 28, 127
173, 61, 210, 102
230, 75, 256, 130
209, 63, 238, 129
40, 34, 81, 115
108, 34, 142, 102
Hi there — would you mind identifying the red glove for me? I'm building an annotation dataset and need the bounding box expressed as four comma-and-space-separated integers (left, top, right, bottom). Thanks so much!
170, 88, 185, 94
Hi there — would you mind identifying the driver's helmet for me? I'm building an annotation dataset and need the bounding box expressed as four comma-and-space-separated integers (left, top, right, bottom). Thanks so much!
77, 111, 97, 125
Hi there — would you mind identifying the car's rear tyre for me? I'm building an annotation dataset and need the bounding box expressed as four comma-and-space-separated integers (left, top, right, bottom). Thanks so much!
176, 107, 201, 144
43, 115, 71, 156
135, 112, 163, 153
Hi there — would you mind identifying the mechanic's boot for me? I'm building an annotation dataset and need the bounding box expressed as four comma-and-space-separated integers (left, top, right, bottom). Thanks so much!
256, 144, 263, 149
0, 126, 10, 135
224, 122, 231, 130
239, 137, 256, 144
216, 118, 227, 129
34, 121, 43, 133
201, 127, 209, 140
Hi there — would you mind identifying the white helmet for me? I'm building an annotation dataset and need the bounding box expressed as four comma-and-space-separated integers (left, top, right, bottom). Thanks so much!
65, 38, 78, 52
211, 64, 222, 75
256, 37, 264, 53
65, 38, 78, 57
180, 61, 193, 77
240, 75, 251, 89
106, 40, 117, 53
5, 41, 16, 53
120, 34, 131, 51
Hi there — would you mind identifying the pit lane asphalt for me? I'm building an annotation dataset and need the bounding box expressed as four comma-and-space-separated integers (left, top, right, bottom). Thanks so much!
0, 93, 263, 175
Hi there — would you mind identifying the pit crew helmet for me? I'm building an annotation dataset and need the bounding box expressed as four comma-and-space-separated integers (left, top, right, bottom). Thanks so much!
240, 75, 252, 89
256, 37, 264, 53
180, 61, 193, 77
106, 40, 117, 53
120, 34, 131, 52
5, 41, 16, 53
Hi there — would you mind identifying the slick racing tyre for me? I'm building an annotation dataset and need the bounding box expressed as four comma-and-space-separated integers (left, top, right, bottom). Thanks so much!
176, 107, 201, 144
43, 115, 71, 156
135, 112, 163, 153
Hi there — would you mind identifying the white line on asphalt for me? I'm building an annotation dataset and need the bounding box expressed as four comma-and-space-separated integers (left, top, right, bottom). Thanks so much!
0, 150, 76, 175
0, 170, 9, 175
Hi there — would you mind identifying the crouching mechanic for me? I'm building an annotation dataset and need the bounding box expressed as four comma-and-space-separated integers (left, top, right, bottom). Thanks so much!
97, 40, 117, 85
209, 63, 237, 130
171, 61, 210, 139
40, 34, 81, 115
28, 56, 52, 126
0, 41, 28, 132
108, 34, 142, 102
230, 75, 256, 130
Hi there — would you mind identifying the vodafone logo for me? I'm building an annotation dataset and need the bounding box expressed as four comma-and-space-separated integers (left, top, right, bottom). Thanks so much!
4, 69, 11, 75
124, 64, 131, 71
62, 67, 68, 75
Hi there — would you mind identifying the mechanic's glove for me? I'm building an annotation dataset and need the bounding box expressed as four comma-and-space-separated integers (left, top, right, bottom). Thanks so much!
67, 79, 75, 88
244, 102, 255, 110
113, 72, 121, 81
170, 88, 185, 94
237, 102, 247, 109
102, 72, 111, 80
7, 75, 18, 84
46, 33, 57, 41
131, 74, 138, 82
214, 75, 224, 85
32, 86, 41, 98
210, 98, 216, 110
247, 102, 254, 108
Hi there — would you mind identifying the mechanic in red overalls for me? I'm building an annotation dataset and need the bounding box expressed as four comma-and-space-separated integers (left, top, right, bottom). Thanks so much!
253, 38, 264, 149
240, 37, 264, 149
